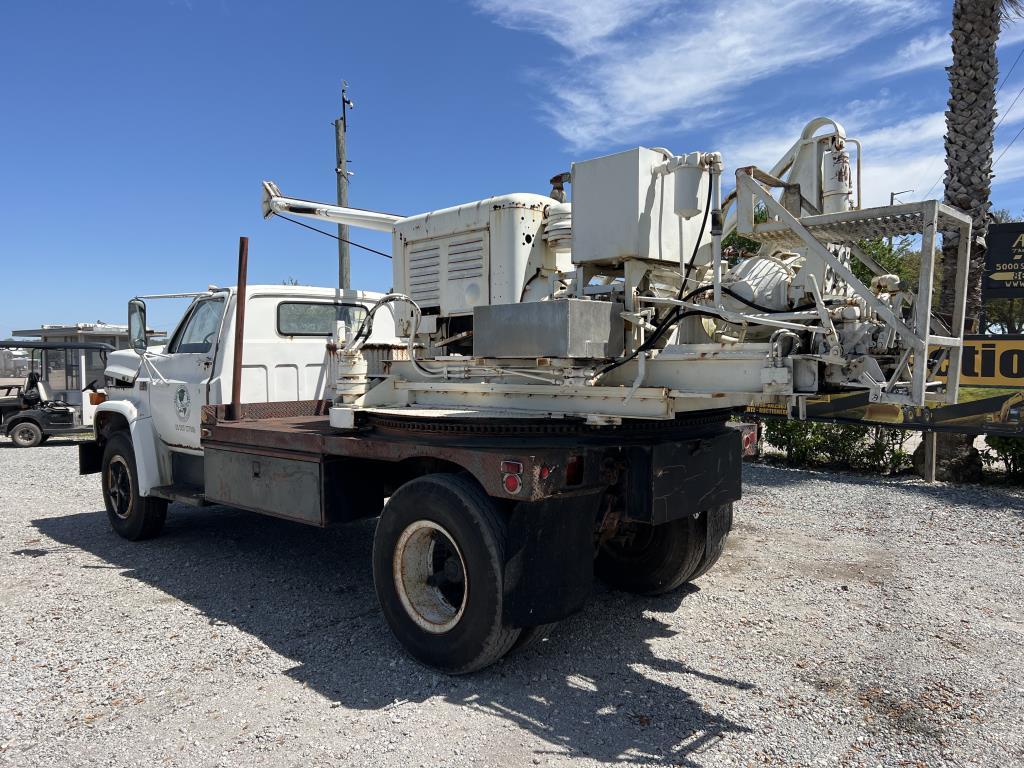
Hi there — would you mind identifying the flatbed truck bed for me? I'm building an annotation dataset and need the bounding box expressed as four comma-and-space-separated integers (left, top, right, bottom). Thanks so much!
84, 399, 740, 673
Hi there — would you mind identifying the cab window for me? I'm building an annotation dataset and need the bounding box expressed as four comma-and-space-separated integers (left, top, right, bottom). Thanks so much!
277, 302, 368, 336
169, 297, 226, 354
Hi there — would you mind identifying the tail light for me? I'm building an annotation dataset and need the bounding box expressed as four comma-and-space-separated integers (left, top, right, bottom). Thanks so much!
566, 455, 584, 486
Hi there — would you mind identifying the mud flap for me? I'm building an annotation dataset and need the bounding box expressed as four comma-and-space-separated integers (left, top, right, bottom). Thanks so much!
78, 441, 102, 475
625, 428, 741, 525
502, 490, 602, 628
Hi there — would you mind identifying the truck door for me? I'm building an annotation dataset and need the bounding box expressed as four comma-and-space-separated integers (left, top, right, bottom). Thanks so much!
149, 296, 226, 452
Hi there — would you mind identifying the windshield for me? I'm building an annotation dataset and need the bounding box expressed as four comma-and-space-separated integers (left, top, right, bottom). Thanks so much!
169, 297, 227, 354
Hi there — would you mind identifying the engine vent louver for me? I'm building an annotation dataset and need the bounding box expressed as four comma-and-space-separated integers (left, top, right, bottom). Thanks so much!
403, 229, 489, 312
446, 237, 485, 282
407, 244, 441, 305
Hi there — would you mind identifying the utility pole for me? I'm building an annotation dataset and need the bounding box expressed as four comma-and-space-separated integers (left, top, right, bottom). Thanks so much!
334, 81, 354, 289
888, 189, 913, 250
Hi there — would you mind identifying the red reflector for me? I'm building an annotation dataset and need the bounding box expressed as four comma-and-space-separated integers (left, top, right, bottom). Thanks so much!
502, 473, 522, 494
538, 464, 551, 480
500, 460, 523, 474
566, 455, 584, 486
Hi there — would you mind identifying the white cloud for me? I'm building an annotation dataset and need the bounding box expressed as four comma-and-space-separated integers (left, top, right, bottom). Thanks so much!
476, 0, 938, 149
477, 0, 1024, 214
474, 0, 670, 55
865, 30, 950, 79
718, 104, 1024, 210
867, 21, 1024, 80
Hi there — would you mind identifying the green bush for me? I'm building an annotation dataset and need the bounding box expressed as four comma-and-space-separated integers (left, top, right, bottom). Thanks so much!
762, 418, 821, 466
761, 419, 910, 474
860, 427, 913, 475
817, 423, 870, 466
985, 434, 1024, 479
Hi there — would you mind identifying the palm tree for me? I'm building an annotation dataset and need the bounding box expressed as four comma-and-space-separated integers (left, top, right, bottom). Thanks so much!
928, 0, 1023, 480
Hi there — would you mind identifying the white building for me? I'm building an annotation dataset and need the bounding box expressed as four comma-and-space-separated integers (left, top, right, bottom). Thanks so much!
11, 322, 165, 410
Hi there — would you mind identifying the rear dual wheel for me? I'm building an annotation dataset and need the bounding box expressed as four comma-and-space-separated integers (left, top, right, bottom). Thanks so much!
595, 504, 733, 595
372, 473, 524, 674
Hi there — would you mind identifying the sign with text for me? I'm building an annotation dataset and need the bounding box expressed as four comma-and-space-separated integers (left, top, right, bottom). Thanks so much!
949, 336, 1024, 387
984, 222, 1024, 299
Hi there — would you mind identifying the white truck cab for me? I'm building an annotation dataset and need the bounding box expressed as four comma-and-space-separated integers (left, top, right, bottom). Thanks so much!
92, 285, 394, 496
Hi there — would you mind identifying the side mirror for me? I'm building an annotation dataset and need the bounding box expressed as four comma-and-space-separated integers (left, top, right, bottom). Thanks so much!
128, 299, 148, 353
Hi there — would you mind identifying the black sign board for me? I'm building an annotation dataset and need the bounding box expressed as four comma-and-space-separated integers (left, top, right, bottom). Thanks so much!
984, 222, 1024, 299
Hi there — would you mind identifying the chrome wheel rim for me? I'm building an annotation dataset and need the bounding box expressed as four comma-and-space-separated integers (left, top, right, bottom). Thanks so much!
106, 457, 133, 519
393, 520, 468, 634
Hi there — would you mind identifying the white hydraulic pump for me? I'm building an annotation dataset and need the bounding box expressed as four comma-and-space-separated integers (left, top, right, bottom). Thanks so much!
261, 117, 973, 428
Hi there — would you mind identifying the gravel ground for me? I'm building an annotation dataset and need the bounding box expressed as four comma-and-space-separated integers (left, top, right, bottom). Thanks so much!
1, 441, 1023, 768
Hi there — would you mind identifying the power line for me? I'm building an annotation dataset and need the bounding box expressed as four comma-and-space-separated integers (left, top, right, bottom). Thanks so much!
995, 79, 1024, 134
920, 167, 944, 202
272, 213, 392, 259
994, 120, 1024, 166
997, 46, 1024, 93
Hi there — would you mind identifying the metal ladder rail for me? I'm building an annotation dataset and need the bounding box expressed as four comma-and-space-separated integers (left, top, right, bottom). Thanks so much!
734, 169, 972, 406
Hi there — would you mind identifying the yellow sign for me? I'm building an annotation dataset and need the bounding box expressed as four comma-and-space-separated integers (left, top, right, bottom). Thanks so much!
940, 338, 1024, 387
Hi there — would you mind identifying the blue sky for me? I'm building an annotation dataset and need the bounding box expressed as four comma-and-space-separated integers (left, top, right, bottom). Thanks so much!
3, 0, 1024, 338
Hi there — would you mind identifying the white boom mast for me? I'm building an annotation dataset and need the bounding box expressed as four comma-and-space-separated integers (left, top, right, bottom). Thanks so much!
261, 181, 402, 233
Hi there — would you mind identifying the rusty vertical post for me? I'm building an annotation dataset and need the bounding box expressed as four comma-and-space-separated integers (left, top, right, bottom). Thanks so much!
229, 236, 249, 421
922, 430, 937, 483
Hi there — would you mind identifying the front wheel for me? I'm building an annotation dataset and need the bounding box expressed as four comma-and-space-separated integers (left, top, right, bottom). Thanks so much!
101, 432, 167, 541
372, 473, 520, 674
595, 504, 733, 595
9, 421, 43, 448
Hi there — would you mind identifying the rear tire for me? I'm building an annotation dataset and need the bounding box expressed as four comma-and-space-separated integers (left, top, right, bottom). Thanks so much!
507, 622, 557, 655
595, 504, 733, 595
10, 422, 43, 448
372, 473, 520, 674
688, 503, 733, 581
101, 432, 167, 541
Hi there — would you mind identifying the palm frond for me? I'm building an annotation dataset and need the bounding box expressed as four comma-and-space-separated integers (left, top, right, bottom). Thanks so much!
1001, 0, 1024, 23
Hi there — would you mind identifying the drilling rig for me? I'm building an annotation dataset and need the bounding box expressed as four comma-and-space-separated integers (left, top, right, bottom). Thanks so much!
263, 117, 971, 425
85, 117, 972, 673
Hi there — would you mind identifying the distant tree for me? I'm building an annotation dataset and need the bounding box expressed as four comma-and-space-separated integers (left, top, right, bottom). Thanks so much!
722, 203, 768, 261
853, 237, 919, 287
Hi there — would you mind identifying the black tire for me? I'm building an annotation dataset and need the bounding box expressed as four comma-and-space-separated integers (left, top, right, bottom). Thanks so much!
596, 504, 734, 595
596, 515, 703, 595
101, 432, 167, 541
372, 473, 520, 674
507, 622, 557, 656
688, 503, 733, 581
9, 421, 43, 448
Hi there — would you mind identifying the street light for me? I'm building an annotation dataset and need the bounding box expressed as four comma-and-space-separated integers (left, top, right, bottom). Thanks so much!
888, 189, 914, 249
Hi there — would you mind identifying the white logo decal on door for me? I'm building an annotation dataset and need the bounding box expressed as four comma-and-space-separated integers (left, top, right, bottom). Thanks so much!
174, 386, 192, 421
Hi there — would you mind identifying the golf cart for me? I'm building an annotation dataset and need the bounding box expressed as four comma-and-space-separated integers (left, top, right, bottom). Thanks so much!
0, 341, 114, 447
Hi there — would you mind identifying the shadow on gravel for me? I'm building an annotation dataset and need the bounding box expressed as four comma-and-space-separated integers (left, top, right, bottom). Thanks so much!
744, 463, 1024, 515
0, 438, 88, 449
35, 505, 753, 765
